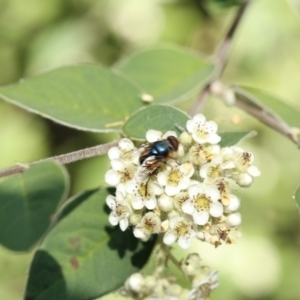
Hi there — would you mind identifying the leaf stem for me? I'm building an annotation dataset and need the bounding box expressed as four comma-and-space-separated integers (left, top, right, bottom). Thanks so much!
0, 140, 118, 178
188, 0, 251, 116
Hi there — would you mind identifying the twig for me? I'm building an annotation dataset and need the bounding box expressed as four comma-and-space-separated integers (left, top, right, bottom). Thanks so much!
188, 0, 251, 116
0, 140, 118, 178
234, 93, 300, 147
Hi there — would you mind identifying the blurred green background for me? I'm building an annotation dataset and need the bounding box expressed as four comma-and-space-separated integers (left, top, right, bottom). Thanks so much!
0, 0, 300, 299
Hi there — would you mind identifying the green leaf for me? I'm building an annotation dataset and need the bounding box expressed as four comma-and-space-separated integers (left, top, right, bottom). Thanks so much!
219, 131, 257, 147
234, 86, 300, 144
115, 45, 214, 104
25, 188, 155, 300
295, 185, 300, 212
0, 162, 69, 251
122, 104, 189, 140
0, 65, 144, 132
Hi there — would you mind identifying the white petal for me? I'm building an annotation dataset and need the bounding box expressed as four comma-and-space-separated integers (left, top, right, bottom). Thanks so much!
177, 144, 185, 157
119, 218, 129, 231
193, 114, 206, 123
165, 185, 180, 196
125, 180, 136, 194
208, 133, 221, 144
188, 184, 203, 198
145, 197, 157, 210
146, 129, 162, 142
119, 138, 134, 150
193, 211, 209, 225
211, 154, 223, 164
158, 194, 173, 212
157, 172, 167, 186
221, 147, 233, 158
151, 182, 163, 195
206, 120, 218, 132
237, 173, 253, 187
106, 195, 116, 209
182, 200, 194, 215
205, 185, 220, 202
115, 189, 126, 201
108, 147, 119, 160
209, 202, 223, 218
227, 213, 242, 226
163, 231, 177, 245
132, 197, 144, 210
197, 231, 205, 240
169, 215, 181, 228
186, 120, 195, 133
178, 236, 192, 249
180, 162, 194, 177
192, 133, 207, 144
226, 194, 240, 211
128, 273, 144, 292
105, 169, 120, 186
199, 164, 210, 178
222, 160, 235, 169
247, 165, 261, 177
133, 227, 150, 241
111, 159, 125, 171
109, 213, 119, 226
179, 177, 190, 190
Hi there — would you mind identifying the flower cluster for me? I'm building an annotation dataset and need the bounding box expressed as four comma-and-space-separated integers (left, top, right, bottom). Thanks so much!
105, 114, 260, 248
121, 253, 218, 300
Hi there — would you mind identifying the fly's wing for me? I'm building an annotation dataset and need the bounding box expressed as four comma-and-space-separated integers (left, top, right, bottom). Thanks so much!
121, 147, 141, 165
135, 156, 162, 183
122, 143, 153, 165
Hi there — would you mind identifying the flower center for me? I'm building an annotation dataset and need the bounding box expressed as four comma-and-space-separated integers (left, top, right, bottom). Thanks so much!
195, 195, 210, 211
167, 169, 181, 186
196, 126, 209, 140
120, 167, 134, 183
175, 221, 189, 236
137, 183, 151, 199
242, 152, 251, 165
116, 204, 128, 217
207, 166, 220, 178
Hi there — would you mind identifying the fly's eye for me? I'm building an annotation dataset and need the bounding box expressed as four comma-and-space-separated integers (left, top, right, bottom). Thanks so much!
167, 136, 179, 151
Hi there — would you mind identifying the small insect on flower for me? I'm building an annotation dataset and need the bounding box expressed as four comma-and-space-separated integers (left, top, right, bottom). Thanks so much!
135, 136, 179, 183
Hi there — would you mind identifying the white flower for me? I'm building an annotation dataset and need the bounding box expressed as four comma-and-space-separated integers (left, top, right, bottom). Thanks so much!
179, 131, 193, 146
105, 159, 136, 186
182, 183, 223, 225
189, 143, 220, 166
181, 253, 202, 276
186, 114, 221, 144
199, 154, 235, 180
225, 194, 240, 212
163, 215, 196, 249
222, 146, 260, 187
227, 212, 242, 227
197, 222, 231, 246
125, 273, 145, 293
106, 190, 131, 231
173, 191, 189, 212
157, 162, 194, 196
158, 194, 173, 212
146, 129, 163, 142
108, 138, 139, 164
127, 181, 162, 210
134, 212, 161, 241
212, 178, 232, 206
189, 269, 219, 300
